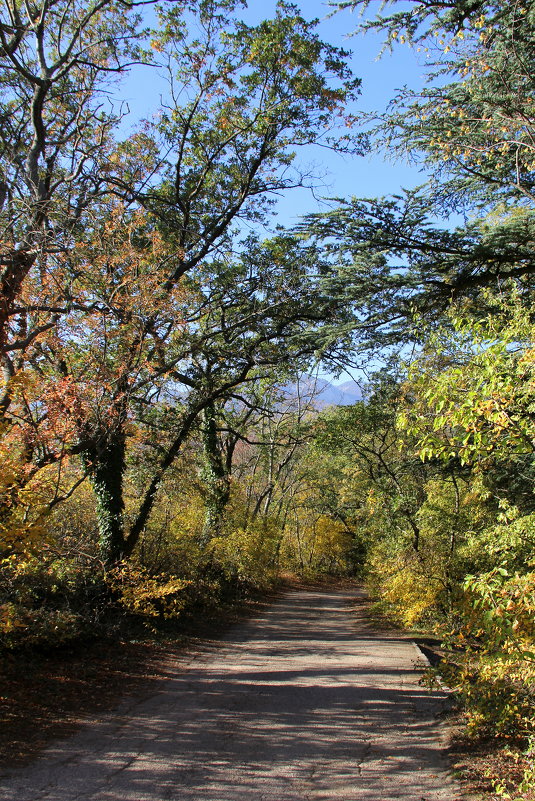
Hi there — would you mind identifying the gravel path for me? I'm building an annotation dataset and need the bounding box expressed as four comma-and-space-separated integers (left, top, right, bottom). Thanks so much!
0, 587, 462, 800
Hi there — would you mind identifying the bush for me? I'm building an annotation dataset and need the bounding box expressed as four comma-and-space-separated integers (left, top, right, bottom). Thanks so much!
106, 562, 190, 619
0, 601, 82, 650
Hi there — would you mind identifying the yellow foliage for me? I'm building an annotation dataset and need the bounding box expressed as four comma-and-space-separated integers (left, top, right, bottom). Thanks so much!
0, 447, 56, 555
210, 522, 279, 588
107, 562, 190, 619
280, 511, 355, 577
368, 547, 440, 627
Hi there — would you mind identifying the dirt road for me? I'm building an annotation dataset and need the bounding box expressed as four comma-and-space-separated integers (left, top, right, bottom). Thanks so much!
0, 587, 461, 800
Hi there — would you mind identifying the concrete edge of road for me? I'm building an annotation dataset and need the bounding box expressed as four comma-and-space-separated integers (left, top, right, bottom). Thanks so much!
411, 640, 432, 667
411, 641, 466, 800
411, 640, 453, 694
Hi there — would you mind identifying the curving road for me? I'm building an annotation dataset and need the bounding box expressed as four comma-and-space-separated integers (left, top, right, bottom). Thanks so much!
0, 587, 462, 800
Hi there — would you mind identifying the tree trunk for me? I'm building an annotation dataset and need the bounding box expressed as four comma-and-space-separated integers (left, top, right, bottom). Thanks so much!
84, 429, 127, 566
200, 401, 230, 543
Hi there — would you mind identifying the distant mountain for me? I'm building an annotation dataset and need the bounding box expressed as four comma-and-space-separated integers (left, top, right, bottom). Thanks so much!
314, 379, 362, 408
281, 377, 362, 409
331, 380, 363, 405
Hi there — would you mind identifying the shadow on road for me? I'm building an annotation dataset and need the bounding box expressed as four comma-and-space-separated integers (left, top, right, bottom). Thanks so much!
0, 588, 460, 801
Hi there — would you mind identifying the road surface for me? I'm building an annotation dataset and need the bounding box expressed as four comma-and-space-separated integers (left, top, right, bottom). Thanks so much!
0, 587, 461, 800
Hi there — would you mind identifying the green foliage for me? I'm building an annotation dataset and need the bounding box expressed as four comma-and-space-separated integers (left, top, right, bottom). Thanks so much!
365, 472, 491, 626
305, 0, 535, 752
426, 565, 535, 740
288, 356, 535, 745
302, 0, 535, 356
302, 0, 535, 720
2, 1, 534, 770
399, 291, 535, 468
1, 0, 363, 578
334, 0, 535, 207
464, 567, 535, 658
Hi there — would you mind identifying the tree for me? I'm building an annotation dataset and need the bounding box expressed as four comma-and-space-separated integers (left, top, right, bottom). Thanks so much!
28, 224, 358, 565
399, 291, 535, 469
301, 197, 535, 347
114, 0, 363, 261
313, 370, 430, 552
315, 2, 535, 738
332, 0, 535, 205
199, 372, 322, 545
123, 234, 358, 564
0, 0, 150, 360
0, 0, 363, 564
0, 0, 158, 553
300, 0, 535, 346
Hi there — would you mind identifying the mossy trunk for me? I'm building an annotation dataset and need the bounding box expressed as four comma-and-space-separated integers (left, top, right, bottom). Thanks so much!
200, 402, 230, 544
84, 429, 127, 566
